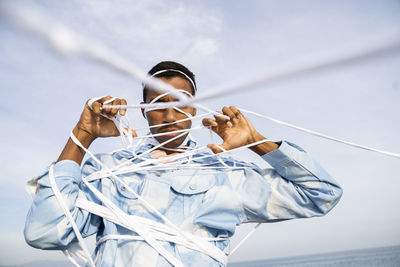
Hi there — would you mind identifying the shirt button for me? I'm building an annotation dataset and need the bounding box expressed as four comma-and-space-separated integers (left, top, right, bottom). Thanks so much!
121, 185, 127, 191
155, 171, 162, 177
189, 184, 197, 190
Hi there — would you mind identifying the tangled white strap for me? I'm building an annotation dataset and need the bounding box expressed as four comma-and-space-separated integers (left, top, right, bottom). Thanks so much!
48, 164, 96, 267
68, 131, 233, 266
7, 3, 400, 267
150, 69, 197, 92
75, 198, 228, 264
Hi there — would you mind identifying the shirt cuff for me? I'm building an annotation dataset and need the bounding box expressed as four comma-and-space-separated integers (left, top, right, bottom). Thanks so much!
262, 140, 294, 163
261, 140, 311, 180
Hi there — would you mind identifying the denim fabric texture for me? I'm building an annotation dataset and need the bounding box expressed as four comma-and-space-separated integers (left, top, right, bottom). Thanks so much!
24, 140, 342, 267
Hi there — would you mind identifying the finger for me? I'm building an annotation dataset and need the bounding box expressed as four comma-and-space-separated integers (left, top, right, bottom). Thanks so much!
222, 106, 239, 126
230, 106, 241, 118
124, 128, 137, 137
214, 111, 228, 123
120, 99, 127, 116
227, 106, 241, 125
101, 96, 113, 113
87, 96, 105, 111
91, 101, 102, 115
202, 118, 218, 127
109, 98, 120, 116
222, 106, 236, 121
207, 144, 223, 154
102, 96, 118, 116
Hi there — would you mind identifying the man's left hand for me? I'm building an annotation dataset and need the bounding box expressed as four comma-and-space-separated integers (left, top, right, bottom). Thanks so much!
203, 106, 260, 153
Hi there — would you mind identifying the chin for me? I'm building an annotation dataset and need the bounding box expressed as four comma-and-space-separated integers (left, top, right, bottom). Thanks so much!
156, 137, 185, 148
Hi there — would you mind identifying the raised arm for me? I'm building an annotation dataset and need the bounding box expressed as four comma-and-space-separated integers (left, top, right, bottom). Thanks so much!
25, 96, 133, 249
201, 106, 342, 223
58, 96, 131, 164
202, 105, 278, 155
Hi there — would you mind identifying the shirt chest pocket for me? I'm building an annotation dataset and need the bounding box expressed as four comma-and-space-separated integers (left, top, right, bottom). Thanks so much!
116, 170, 216, 216
169, 170, 216, 216
170, 170, 216, 195
114, 175, 143, 213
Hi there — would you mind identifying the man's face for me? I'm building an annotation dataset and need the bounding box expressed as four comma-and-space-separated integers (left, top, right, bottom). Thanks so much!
144, 76, 196, 149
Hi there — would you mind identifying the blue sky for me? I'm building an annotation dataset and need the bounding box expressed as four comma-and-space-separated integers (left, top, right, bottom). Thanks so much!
0, 0, 399, 265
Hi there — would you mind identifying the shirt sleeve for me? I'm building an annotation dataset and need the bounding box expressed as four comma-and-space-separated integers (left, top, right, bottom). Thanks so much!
235, 140, 342, 223
24, 159, 102, 250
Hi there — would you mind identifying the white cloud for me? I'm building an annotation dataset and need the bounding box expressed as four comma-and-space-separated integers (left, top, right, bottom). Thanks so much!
189, 38, 218, 56
43, 0, 224, 62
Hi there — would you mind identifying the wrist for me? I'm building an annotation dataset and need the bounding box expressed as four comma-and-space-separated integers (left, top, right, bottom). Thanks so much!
73, 125, 96, 149
249, 132, 278, 156
251, 131, 265, 143
56, 126, 95, 164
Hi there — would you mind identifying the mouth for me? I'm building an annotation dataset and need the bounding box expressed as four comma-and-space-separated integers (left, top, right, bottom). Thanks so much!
158, 127, 184, 138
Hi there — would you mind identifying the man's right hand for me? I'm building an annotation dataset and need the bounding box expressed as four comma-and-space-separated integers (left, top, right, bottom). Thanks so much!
76, 96, 128, 140
56, 96, 133, 165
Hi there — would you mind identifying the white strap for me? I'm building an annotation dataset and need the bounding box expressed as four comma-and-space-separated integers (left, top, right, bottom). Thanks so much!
150, 69, 197, 92
238, 108, 400, 159
72, 129, 229, 265
76, 198, 228, 265
229, 223, 261, 255
102, 97, 117, 105
81, 178, 185, 267
87, 95, 106, 110
96, 234, 228, 247
48, 165, 96, 267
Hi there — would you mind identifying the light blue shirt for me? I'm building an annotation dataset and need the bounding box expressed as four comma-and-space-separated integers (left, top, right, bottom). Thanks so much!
24, 140, 342, 267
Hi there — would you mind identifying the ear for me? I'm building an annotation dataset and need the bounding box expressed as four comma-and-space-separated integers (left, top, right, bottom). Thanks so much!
140, 102, 146, 118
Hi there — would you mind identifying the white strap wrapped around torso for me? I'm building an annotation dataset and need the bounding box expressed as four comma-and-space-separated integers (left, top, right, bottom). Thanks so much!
76, 195, 229, 265
48, 164, 96, 267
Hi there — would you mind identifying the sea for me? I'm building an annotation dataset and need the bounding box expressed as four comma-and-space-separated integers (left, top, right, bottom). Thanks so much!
1, 245, 399, 266
228, 245, 400, 267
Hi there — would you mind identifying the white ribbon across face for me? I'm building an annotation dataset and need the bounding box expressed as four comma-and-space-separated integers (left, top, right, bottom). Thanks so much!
149, 69, 197, 93
142, 89, 198, 153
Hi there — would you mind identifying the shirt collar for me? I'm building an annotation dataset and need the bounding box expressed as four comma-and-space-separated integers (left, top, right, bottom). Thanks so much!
113, 136, 198, 160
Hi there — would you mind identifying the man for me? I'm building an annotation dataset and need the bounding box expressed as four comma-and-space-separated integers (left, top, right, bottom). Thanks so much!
25, 61, 342, 267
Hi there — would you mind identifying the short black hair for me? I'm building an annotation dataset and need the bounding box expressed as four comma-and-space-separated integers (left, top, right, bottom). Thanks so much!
143, 61, 196, 102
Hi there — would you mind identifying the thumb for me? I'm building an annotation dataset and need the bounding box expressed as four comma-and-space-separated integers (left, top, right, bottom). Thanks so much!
124, 128, 137, 137
207, 143, 228, 154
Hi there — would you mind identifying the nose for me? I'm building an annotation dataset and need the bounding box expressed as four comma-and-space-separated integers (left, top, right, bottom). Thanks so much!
164, 107, 177, 122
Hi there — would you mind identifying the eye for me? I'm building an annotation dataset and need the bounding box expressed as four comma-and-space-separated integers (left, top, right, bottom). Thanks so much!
154, 99, 168, 103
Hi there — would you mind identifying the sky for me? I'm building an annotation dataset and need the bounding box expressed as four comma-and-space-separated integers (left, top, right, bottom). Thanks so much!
0, 0, 400, 265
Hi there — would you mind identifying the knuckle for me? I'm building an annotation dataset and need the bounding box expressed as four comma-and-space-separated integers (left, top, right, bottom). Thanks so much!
102, 96, 112, 102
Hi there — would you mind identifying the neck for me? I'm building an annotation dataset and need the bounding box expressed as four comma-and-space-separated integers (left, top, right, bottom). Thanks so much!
160, 148, 182, 155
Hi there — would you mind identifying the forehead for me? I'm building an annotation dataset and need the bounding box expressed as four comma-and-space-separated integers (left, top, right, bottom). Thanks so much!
145, 76, 193, 102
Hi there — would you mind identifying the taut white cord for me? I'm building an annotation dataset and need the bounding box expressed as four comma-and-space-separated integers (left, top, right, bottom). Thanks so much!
239, 108, 400, 159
